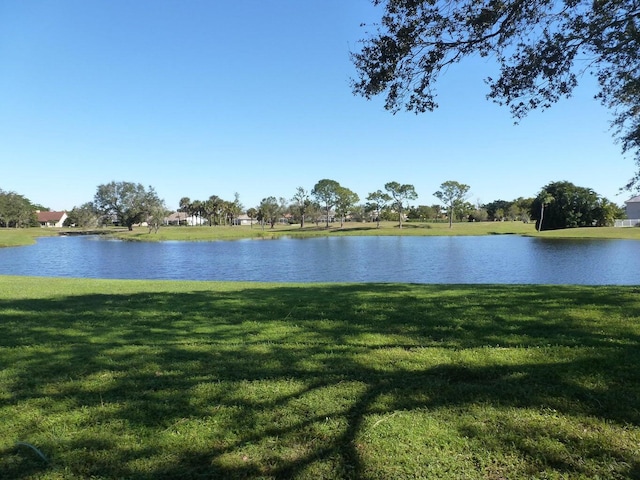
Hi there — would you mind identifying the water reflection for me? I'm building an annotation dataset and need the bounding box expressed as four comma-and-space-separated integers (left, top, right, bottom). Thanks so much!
0, 235, 639, 284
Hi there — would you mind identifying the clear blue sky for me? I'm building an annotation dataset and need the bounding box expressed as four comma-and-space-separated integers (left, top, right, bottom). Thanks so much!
0, 0, 633, 212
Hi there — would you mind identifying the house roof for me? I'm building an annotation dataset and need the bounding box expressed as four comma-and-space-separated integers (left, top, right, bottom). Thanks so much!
37, 211, 66, 222
625, 196, 640, 204
166, 212, 189, 221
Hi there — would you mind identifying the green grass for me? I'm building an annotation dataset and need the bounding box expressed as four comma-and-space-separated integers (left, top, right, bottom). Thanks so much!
3, 222, 640, 248
97, 221, 640, 242
2, 276, 640, 479
114, 221, 541, 242
0, 228, 60, 248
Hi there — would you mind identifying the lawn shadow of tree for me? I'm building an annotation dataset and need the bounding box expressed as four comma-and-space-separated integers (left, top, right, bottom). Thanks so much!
1, 283, 640, 478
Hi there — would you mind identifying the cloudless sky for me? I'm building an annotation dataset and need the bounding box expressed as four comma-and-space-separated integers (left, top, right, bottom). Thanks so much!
0, 0, 634, 212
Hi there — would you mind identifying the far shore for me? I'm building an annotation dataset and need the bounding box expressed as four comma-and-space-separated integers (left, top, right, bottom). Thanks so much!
1, 221, 639, 248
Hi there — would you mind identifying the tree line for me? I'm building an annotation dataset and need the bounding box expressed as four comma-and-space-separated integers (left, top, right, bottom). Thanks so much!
78, 179, 626, 232
1, 178, 625, 232
0, 189, 43, 228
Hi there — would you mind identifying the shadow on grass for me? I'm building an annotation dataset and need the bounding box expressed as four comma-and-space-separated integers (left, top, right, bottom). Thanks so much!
1, 284, 640, 478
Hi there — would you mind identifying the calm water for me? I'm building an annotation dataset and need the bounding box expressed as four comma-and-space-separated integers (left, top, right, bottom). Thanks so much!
1, 235, 639, 284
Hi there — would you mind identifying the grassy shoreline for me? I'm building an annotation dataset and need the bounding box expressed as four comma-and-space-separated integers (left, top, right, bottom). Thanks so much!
2, 276, 640, 479
2, 221, 639, 248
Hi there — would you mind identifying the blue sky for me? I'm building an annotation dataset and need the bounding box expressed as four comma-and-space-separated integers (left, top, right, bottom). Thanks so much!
0, 0, 633, 212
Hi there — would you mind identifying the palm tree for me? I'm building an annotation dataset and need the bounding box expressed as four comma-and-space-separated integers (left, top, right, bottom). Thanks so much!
178, 197, 191, 226
538, 191, 554, 232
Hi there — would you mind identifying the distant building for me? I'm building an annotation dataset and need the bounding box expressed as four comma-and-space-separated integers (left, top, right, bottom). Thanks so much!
625, 196, 640, 219
234, 214, 254, 226
164, 212, 208, 226
36, 210, 67, 228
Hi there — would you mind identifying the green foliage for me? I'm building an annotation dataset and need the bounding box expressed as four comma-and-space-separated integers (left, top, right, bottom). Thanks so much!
485, 198, 534, 223
434, 181, 471, 228
352, 0, 640, 188
384, 181, 418, 229
366, 190, 392, 227
257, 196, 281, 229
2, 277, 640, 478
468, 206, 488, 222
94, 181, 165, 231
531, 181, 617, 230
245, 207, 258, 228
291, 187, 311, 228
0, 189, 37, 228
334, 186, 360, 227
64, 202, 98, 228
484, 199, 511, 221
312, 179, 341, 228
407, 204, 442, 222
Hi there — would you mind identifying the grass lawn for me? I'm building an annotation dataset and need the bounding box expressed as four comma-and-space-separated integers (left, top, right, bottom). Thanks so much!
117, 221, 640, 241
1, 276, 640, 479
2, 222, 640, 248
0, 228, 60, 248
118, 221, 540, 241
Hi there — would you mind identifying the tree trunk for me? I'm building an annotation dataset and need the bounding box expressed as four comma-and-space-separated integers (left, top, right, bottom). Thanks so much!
538, 204, 544, 232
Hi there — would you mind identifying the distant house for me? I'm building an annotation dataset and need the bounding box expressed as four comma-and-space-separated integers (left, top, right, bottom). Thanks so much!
37, 210, 67, 228
625, 196, 640, 219
164, 212, 208, 226
233, 214, 254, 226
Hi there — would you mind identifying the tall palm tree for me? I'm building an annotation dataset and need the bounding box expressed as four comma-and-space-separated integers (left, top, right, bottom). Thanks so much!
538, 191, 554, 232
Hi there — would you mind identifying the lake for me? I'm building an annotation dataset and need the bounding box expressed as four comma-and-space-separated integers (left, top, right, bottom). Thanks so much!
1, 235, 639, 284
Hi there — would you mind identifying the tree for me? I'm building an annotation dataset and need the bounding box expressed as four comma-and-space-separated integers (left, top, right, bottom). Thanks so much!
349, 203, 366, 222
230, 193, 244, 226
434, 181, 471, 228
147, 203, 169, 233
536, 190, 555, 232
246, 207, 258, 228
514, 197, 534, 223
352, 0, 640, 188
312, 179, 341, 228
94, 181, 164, 231
307, 201, 324, 227
178, 197, 191, 215
65, 202, 98, 228
335, 186, 360, 227
204, 195, 223, 226
530, 181, 614, 230
484, 200, 512, 221
291, 187, 311, 228
407, 205, 435, 222
384, 181, 418, 229
456, 201, 475, 221
469, 206, 489, 222
594, 198, 625, 227
191, 200, 205, 226
366, 190, 392, 228
0, 190, 36, 228
258, 196, 281, 229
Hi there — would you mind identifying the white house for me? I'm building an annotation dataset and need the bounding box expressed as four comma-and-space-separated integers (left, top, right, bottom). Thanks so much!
164, 212, 208, 226
233, 214, 254, 226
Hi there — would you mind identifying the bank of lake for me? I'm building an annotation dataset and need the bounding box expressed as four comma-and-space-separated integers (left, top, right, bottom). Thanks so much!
2, 221, 640, 248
